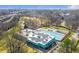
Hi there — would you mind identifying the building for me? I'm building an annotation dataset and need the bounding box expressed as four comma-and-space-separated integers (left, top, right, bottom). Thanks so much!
26, 31, 55, 49
15, 28, 69, 52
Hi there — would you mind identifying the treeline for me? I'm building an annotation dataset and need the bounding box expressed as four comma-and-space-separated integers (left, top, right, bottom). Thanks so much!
19, 9, 79, 32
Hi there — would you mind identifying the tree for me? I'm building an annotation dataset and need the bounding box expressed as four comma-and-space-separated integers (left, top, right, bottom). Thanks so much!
74, 34, 79, 49
59, 38, 76, 53
60, 38, 71, 53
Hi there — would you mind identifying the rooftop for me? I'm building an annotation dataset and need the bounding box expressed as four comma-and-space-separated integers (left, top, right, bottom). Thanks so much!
20, 28, 69, 49
28, 32, 54, 45
21, 29, 55, 48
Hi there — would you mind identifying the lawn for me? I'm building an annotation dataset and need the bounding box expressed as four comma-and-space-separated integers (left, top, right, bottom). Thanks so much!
42, 26, 68, 31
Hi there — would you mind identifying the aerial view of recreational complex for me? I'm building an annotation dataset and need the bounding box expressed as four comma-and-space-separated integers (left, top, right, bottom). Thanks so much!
0, 5, 79, 53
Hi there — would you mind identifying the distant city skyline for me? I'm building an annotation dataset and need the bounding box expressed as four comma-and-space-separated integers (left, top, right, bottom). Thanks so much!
0, 5, 78, 9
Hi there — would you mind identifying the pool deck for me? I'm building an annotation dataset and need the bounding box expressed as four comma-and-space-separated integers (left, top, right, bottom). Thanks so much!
15, 27, 70, 52
37, 28, 69, 41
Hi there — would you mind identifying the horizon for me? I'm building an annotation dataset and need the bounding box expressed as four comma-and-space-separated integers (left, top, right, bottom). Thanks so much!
0, 5, 78, 9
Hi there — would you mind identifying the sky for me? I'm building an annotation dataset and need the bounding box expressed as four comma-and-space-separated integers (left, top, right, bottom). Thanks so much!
0, 5, 79, 9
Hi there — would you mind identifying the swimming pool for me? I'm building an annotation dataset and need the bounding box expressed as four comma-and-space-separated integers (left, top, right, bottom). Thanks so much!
22, 28, 67, 52
37, 30, 64, 41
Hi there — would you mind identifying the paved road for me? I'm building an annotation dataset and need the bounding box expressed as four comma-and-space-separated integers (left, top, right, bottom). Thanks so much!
47, 42, 61, 53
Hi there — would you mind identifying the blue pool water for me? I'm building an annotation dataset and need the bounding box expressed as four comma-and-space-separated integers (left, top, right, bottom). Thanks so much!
26, 29, 65, 50
37, 30, 64, 41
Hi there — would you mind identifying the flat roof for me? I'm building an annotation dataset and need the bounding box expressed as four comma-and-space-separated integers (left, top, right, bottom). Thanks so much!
20, 28, 68, 48
28, 32, 55, 45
